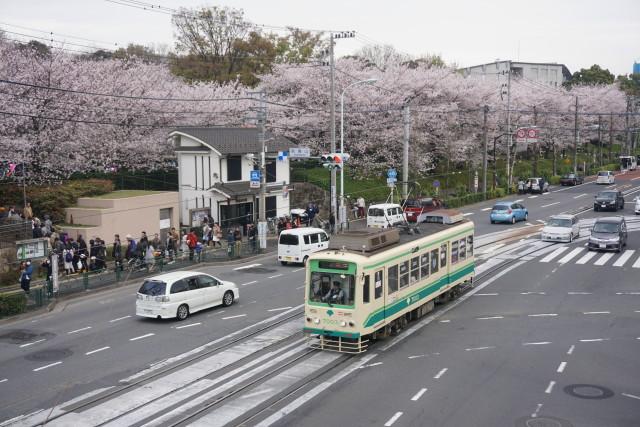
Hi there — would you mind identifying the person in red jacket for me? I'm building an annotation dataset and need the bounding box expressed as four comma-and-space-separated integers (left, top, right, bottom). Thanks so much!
187, 228, 198, 261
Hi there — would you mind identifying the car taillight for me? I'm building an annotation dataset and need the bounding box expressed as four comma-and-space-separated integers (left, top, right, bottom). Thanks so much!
155, 296, 170, 302
508, 209, 512, 214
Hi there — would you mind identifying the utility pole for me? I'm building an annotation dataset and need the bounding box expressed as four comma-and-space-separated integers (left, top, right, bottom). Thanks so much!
609, 113, 613, 162
626, 96, 631, 155
506, 61, 512, 188
329, 33, 337, 232
402, 104, 410, 199
482, 105, 488, 195
247, 91, 267, 249
573, 96, 579, 175
533, 105, 538, 176
598, 114, 603, 167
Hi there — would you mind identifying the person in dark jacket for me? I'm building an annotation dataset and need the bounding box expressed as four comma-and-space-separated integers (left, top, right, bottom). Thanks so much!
248, 223, 257, 252
20, 260, 33, 294
226, 229, 235, 257
77, 235, 87, 258
113, 234, 123, 271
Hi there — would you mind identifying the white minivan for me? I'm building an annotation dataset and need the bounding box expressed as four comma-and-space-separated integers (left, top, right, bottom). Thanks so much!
596, 170, 615, 185
278, 227, 329, 265
136, 271, 239, 320
367, 203, 406, 228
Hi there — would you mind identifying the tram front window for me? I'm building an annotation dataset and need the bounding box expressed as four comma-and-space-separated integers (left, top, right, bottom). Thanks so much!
309, 272, 355, 306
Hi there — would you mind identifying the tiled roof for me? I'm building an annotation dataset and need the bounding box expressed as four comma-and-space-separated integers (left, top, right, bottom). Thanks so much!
170, 127, 295, 154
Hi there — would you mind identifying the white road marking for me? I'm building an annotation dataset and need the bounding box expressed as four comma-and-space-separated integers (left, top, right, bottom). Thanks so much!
531, 403, 543, 418
384, 412, 403, 426
268, 274, 283, 279
576, 251, 597, 264
568, 291, 592, 295
33, 361, 62, 372
536, 219, 546, 224
434, 368, 448, 379
240, 281, 257, 286
292, 268, 305, 272
632, 177, 640, 181
240, 388, 273, 400
622, 393, 640, 400
477, 316, 504, 320
545, 381, 556, 394
359, 362, 383, 369
129, 333, 155, 341
540, 247, 568, 262
267, 307, 293, 312
482, 244, 505, 253
594, 252, 615, 266
465, 346, 495, 351
557, 362, 567, 373
295, 285, 305, 290
583, 311, 610, 315
514, 199, 524, 203
408, 354, 426, 359
481, 207, 492, 211
522, 341, 551, 346
558, 248, 585, 264
521, 292, 546, 295
573, 193, 587, 199
109, 315, 131, 323
528, 313, 558, 317
541, 202, 560, 208
474, 293, 499, 296
528, 195, 538, 199
86, 346, 110, 355
613, 250, 635, 267
617, 292, 640, 295
176, 322, 202, 329
463, 212, 474, 216
19, 339, 45, 348
233, 263, 262, 271
567, 345, 575, 355
579, 338, 609, 342
0, 378, 7, 383
68, 326, 92, 334
222, 314, 247, 320
411, 388, 428, 401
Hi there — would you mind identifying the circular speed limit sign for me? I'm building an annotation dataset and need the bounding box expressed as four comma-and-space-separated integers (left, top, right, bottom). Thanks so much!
527, 129, 537, 138
516, 129, 526, 138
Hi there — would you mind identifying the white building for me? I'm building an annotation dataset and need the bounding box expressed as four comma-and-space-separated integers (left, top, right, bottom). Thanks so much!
169, 127, 294, 229
461, 60, 572, 87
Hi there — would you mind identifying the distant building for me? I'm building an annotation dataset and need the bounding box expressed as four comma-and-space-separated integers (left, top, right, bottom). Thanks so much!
461, 60, 572, 87
169, 127, 295, 230
633, 62, 640, 75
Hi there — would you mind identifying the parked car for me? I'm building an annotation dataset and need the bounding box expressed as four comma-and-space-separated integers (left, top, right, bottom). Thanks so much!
136, 271, 238, 320
541, 214, 580, 243
278, 227, 329, 266
587, 217, 627, 252
596, 170, 615, 185
635, 196, 640, 215
559, 173, 584, 186
402, 197, 444, 223
526, 177, 549, 194
593, 190, 624, 211
490, 201, 528, 224
367, 203, 405, 228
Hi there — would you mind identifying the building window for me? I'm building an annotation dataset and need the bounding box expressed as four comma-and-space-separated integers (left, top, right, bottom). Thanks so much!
266, 159, 276, 183
227, 156, 242, 181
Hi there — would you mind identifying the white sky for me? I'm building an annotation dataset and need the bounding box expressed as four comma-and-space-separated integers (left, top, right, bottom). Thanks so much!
1, 0, 638, 76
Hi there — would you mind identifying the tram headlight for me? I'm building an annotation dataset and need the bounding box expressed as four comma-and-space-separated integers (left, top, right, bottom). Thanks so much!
314, 318, 320, 324
348, 321, 355, 327
306, 317, 312, 322
340, 321, 347, 327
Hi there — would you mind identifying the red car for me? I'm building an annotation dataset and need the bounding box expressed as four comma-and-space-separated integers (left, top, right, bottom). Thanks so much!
402, 197, 444, 223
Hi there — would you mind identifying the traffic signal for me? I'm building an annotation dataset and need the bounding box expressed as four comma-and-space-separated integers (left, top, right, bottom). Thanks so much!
321, 153, 350, 170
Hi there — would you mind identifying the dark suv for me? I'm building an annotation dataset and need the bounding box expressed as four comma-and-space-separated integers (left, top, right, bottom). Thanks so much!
588, 217, 627, 252
594, 190, 624, 211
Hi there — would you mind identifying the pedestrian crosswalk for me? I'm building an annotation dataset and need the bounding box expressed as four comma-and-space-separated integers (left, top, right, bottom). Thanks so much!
536, 247, 640, 268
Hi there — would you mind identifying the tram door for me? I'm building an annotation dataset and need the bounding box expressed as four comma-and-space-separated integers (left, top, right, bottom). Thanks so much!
374, 269, 384, 318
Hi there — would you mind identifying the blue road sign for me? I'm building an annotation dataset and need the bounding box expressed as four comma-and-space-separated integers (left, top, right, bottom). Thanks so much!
387, 168, 397, 179
433, 180, 440, 188
250, 170, 261, 181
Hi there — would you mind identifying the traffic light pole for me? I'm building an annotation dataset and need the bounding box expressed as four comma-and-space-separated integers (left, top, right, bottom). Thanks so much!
329, 34, 337, 234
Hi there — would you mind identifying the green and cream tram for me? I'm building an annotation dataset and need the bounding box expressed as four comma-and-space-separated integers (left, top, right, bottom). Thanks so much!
303, 209, 474, 353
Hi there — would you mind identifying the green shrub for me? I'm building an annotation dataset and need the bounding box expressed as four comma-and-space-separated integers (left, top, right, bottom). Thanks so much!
549, 175, 561, 185
0, 291, 27, 317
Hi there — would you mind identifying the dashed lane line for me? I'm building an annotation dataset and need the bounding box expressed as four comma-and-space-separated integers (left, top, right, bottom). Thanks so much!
33, 361, 62, 372
617, 292, 640, 295
567, 345, 575, 355
268, 274, 283, 279
129, 333, 155, 341
541, 202, 560, 208
463, 212, 474, 216
583, 311, 610, 315
68, 326, 92, 334
240, 281, 257, 286
233, 263, 262, 271
481, 207, 492, 211
176, 322, 202, 329
295, 285, 305, 290
359, 362, 384, 369
292, 268, 305, 272
521, 292, 546, 295
411, 388, 428, 401
465, 346, 496, 351
109, 315, 131, 323
434, 368, 448, 379
473, 293, 499, 296
477, 316, 504, 320
622, 393, 640, 401
523, 341, 551, 346
528, 313, 558, 317
573, 193, 587, 199
568, 291, 592, 295
221, 314, 247, 320
545, 381, 556, 394
267, 307, 293, 312
579, 338, 609, 342
384, 412, 404, 427
557, 362, 567, 373
0, 378, 7, 383
86, 346, 110, 356
19, 339, 45, 348
528, 195, 539, 199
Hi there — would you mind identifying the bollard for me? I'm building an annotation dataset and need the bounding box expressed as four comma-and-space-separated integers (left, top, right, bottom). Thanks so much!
83, 272, 89, 290
115, 267, 121, 282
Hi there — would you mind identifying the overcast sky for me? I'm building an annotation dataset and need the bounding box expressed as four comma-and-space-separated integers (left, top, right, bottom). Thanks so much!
1, 0, 638, 76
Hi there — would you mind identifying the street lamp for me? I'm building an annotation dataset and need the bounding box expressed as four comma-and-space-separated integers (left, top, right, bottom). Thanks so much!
340, 78, 377, 230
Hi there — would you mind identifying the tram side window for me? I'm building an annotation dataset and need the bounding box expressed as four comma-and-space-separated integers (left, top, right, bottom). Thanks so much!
459, 238, 466, 260
410, 256, 420, 284
467, 235, 474, 256
374, 270, 383, 299
440, 243, 448, 268
388, 265, 399, 294
420, 253, 429, 278
451, 241, 459, 264
399, 261, 409, 288
363, 275, 370, 304
430, 249, 439, 274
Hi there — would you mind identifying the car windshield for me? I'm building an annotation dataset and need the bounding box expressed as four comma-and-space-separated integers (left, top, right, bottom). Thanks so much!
138, 280, 166, 296
492, 204, 509, 211
279, 234, 299, 245
308, 271, 355, 306
563, 174, 575, 178
592, 222, 619, 233
548, 218, 571, 227
598, 171, 609, 176
597, 192, 615, 199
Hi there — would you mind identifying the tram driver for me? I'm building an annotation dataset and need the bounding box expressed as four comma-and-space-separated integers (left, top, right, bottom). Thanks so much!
323, 281, 345, 305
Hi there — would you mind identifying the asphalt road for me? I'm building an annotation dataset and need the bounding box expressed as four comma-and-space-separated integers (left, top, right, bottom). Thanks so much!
1, 169, 640, 425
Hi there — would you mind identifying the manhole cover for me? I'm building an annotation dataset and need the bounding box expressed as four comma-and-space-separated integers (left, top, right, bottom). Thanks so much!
516, 416, 573, 427
564, 384, 614, 400
25, 348, 73, 362
0, 329, 55, 345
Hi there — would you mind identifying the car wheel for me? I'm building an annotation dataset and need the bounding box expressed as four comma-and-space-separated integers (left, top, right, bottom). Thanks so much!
524, 213, 528, 221
222, 291, 235, 307
176, 304, 189, 321
490, 220, 495, 224
569, 233, 573, 243
511, 216, 516, 224
280, 261, 288, 266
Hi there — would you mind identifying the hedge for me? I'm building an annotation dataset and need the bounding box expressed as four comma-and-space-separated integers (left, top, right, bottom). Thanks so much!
0, 291, 27, 317
444, 188, 507, 209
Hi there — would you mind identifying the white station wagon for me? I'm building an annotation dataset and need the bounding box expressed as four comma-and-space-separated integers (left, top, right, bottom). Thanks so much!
541, 214, 580, 243
136, 271, 239, 320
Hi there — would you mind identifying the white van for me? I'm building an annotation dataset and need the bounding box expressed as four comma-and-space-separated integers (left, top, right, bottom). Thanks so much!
367, 203, 406, 228
596, 170, 615, 185
135, 271, 239, 320
278, 227, 329, 265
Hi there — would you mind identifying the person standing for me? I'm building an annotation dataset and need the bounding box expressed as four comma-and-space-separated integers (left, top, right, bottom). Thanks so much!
233, 227, 242, 257
124, 234, 137, 261
329, 213, 336, 234
20, 260, 33, 294
43, 215, 53, 236
357, 196, 366, 219
212, 222, 222, 248
23, 202, 33, 220
202, 222, 212, 247
187, 228, 198, 261
63, 244, 74, 274
170, 227, 180, 255
226, 229, 235, 257
113, 234, 123, 271
247, 223, 257, 253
